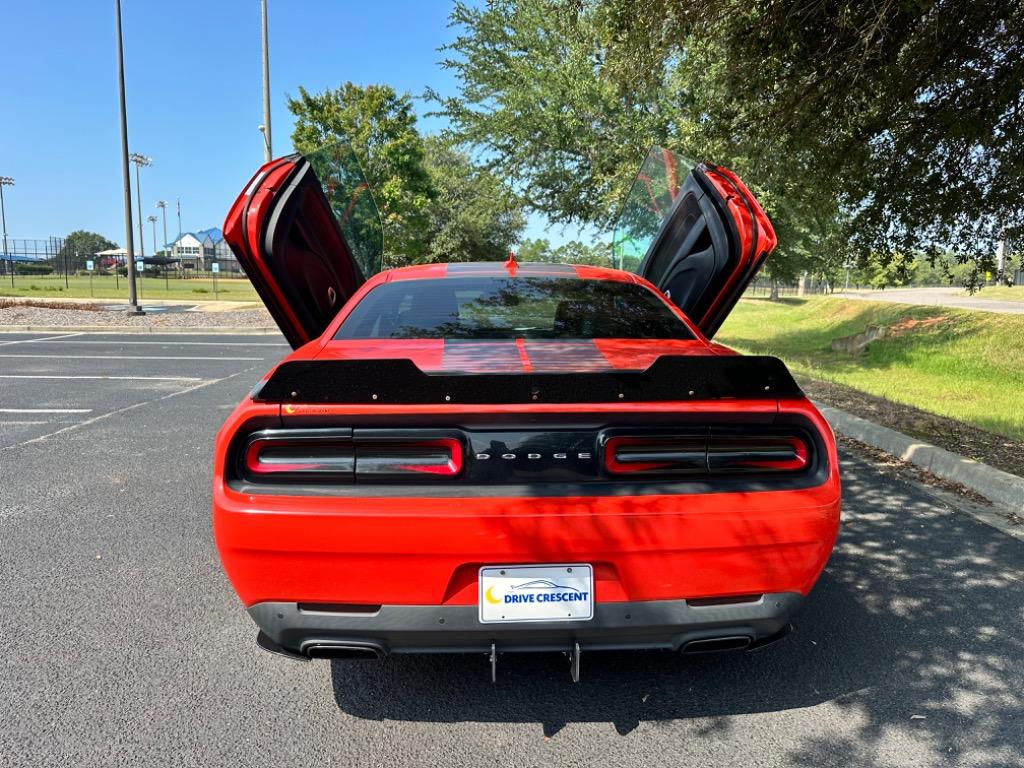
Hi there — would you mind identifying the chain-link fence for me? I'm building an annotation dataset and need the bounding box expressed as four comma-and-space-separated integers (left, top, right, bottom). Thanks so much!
0, 237, 68, 278
744, 276, 835, 298
0, 236, 256, 301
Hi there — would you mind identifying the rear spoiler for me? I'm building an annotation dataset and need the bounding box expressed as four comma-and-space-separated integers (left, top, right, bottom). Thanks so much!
252, 356, 802, 405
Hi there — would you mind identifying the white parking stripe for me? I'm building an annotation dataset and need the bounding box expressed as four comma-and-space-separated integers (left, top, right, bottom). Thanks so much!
0, 375, 205, 381
0, 421, 48, 426
0, 332, 84, 347
1, 368, 255, 451
0, 354, 263, 361
0, 409, 93, 414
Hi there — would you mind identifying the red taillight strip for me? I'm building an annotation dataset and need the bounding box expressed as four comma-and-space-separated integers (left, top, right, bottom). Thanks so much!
707, 435, 809, 473
604, 433, 811, 477
604, 435, 706, 474
244, 439, 354, 475
241, 434, 463, 481
377, 438, 463, 477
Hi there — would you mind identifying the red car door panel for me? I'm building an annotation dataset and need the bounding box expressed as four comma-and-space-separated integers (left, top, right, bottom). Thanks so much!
223, 142, 383, 349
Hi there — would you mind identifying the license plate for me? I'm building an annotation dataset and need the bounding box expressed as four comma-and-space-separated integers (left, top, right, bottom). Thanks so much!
478, 564, 594, 624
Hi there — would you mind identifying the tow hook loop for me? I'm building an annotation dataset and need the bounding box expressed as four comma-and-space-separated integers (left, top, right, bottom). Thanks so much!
570, 642, 581, 683
490, 642, 497, 685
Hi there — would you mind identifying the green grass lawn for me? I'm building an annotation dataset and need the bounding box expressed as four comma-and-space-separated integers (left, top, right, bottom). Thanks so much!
0, 273, 260, 302
966, 285, 1024, 302
717, 296, 1024, 439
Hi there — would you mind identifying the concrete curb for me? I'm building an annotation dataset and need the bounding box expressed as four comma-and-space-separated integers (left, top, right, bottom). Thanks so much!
815, 402, 1024, 514
0, 325, 281, 336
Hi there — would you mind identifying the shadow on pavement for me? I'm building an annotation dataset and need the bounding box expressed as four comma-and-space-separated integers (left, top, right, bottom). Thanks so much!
330, 451, 1024, 760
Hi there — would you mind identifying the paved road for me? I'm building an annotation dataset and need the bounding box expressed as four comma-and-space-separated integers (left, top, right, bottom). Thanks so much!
836, 287, 1024, 314
2, 331, 1022, 767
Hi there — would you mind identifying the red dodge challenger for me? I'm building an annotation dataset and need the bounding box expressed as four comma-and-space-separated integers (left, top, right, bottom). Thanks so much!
214, 143, 841, 679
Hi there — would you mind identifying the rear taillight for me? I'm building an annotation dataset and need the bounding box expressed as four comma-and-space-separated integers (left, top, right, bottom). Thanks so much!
239, 430, 463, 483
244, 437, 354, 478
706, 435, 808, 473
354, 438, 463, 479
603, 435, 706, 475
603, 431, 811, 477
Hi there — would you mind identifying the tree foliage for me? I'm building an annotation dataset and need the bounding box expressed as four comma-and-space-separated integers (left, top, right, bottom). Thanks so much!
421, 136, 525, 263
290, 83, 433, 262
59, 230, 117, 271
434, 0, 1023, 277
515, 237, 612, 266
289, 83, 525, 266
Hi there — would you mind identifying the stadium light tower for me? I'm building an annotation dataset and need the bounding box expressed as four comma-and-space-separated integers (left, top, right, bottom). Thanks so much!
0, 176, 13, 287
129, 153, 152, 259
156, 200, 169, 257
147, 215, 158, 258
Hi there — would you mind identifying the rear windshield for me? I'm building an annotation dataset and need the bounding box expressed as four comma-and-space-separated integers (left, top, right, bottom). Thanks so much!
334, 276, 694, 340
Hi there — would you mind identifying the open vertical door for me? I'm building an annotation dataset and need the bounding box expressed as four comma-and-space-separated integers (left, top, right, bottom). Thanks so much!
223, 141, 383, 349
612, 147, 777, 339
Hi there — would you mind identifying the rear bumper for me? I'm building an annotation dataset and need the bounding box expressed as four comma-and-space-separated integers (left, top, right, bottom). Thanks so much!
249, 592, 804, 658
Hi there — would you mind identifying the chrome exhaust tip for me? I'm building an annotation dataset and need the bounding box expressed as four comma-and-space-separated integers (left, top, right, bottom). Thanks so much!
303, 642, 386, 660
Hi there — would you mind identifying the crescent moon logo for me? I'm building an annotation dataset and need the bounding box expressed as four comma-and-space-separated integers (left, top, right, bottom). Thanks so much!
484, 586, 501, 605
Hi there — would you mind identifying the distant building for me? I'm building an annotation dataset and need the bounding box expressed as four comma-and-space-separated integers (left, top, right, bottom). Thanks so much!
167, 229, 242, 274
168, 232, 204, 269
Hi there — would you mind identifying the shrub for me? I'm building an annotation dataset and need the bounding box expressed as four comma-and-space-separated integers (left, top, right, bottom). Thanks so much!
15, 263, 55, 276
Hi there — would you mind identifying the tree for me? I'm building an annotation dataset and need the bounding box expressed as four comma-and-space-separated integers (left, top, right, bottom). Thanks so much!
289, 83, 433, 263
596, 0, 1024, 268
420, 136, 525, 263
435, 0, 1023, 276
515, 238, 552, 262
59, 230, 117, 271
512, 237, 612, 266
433, 0, 849, 292
548, 240, 612, 267
289, 83, 527, 266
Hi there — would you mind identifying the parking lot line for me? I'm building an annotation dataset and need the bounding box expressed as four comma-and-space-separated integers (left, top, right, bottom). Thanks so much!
27, 339, 286, 347
0, 332, 84, 347
0, 369, 254, 452
0, 408, 93, 414
0, 354, 263, 361
0, 374, 205, 381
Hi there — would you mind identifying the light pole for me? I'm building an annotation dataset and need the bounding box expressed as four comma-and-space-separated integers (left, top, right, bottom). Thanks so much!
157, 200, 170, 286
259, 124, 271, 159
0, 176, 13, 288
129, 153, 152, 258
176, 197, 182, 239
260, 0, 273, 162
114, 0, 143, 314
148, 214, 163, 291
156, 200, 168, 255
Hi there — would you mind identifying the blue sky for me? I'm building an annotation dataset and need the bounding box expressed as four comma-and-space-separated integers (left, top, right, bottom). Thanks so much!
1, 0, 586, 250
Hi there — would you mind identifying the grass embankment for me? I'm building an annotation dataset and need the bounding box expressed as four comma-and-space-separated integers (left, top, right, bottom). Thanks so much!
967, 285, 1024, 301
0, 274, 260, 302
717, 296, 1024, 440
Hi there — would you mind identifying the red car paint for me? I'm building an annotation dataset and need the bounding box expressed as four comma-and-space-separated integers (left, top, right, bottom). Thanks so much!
213, 265, 841, 610
214, 147, 841, 658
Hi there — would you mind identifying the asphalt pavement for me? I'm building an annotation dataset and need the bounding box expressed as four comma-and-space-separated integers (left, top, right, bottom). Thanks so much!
836, 287, 1024, 314
1, 331, 1022, 767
